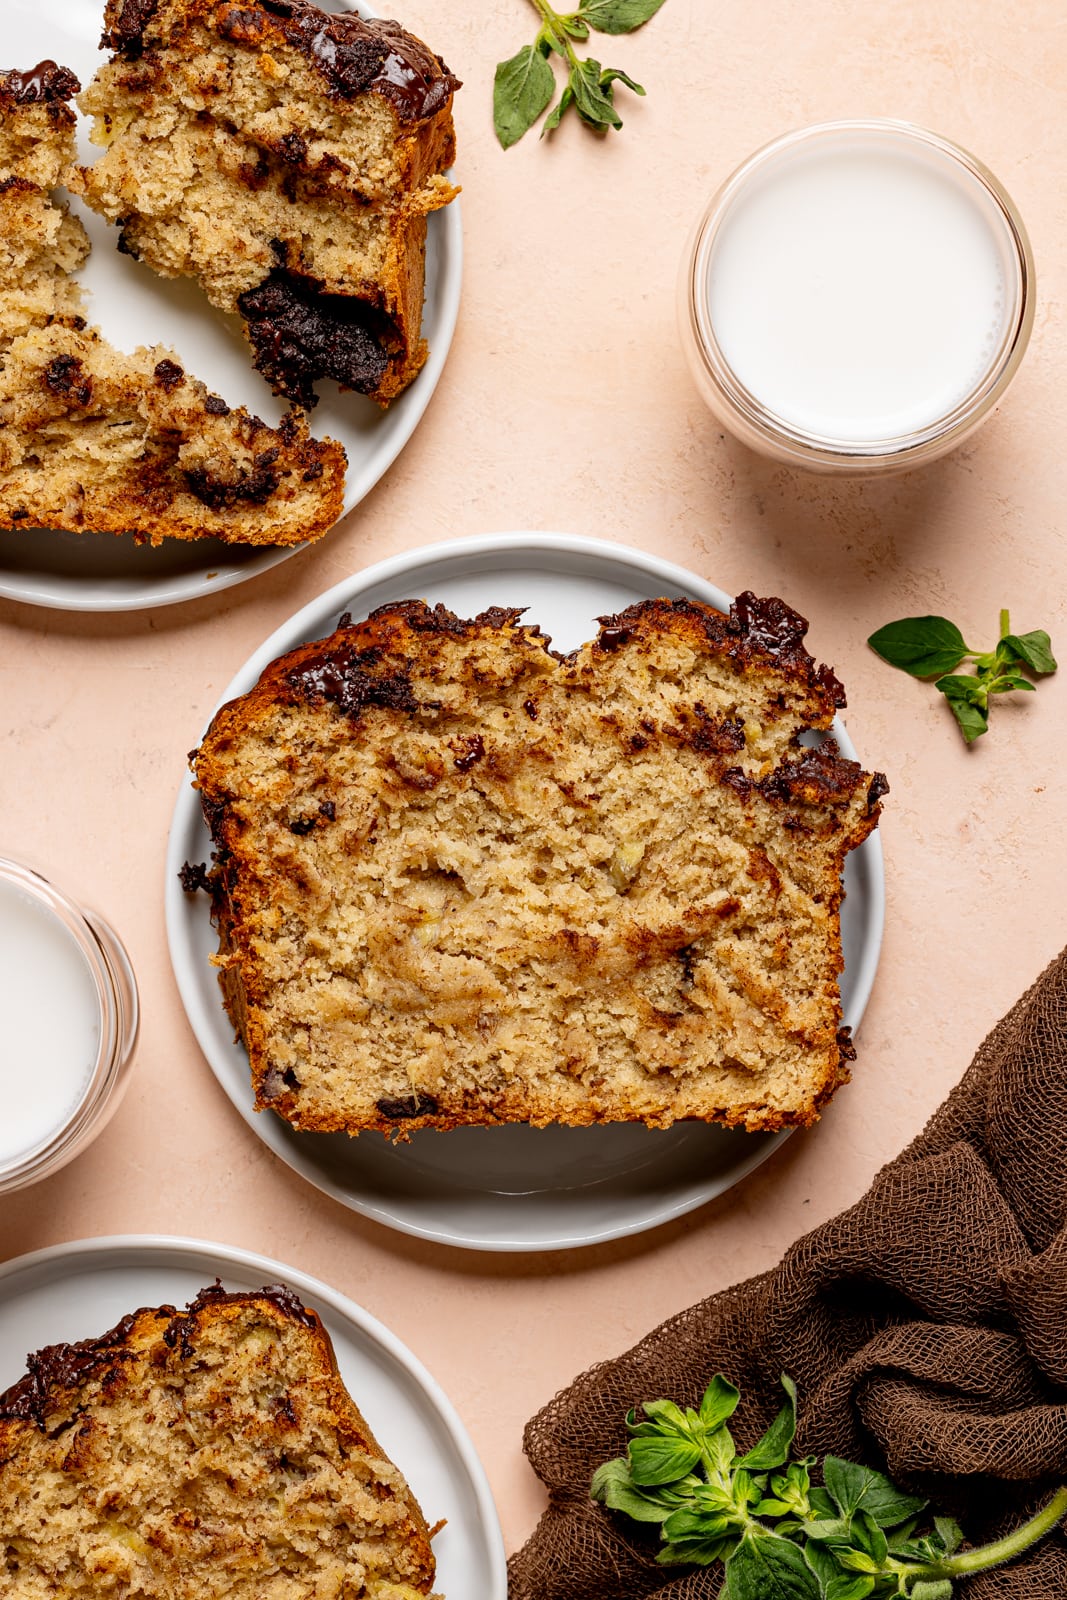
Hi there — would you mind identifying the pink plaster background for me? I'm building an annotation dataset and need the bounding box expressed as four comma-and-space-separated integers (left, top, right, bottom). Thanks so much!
2, 0, 1067, 1568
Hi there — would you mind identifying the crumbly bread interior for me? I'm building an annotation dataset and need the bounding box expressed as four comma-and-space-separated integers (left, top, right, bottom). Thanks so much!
193, 596, 886, 1136
79, 0, 460, 407
0, 1285, 439, 1599
0, 66, 346, 546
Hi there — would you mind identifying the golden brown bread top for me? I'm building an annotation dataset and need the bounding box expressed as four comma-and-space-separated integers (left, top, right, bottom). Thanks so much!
193, 595, 885, 1137
0, 1283, 438, 1598
101, 0, 461, 123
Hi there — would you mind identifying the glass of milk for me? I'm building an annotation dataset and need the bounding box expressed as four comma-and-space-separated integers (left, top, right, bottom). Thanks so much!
0, 858, 139, 1193
680, 120, 1034, 472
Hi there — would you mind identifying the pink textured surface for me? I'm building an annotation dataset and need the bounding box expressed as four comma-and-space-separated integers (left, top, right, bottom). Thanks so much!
2, 0, 1066, 1566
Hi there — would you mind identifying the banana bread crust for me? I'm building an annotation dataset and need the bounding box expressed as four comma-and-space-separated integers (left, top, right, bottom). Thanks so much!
0, 1284, 438, 1598
193, 595, 886, 1137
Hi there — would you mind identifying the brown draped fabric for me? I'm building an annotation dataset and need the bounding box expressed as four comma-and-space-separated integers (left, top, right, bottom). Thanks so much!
510, 949, 1067, 1598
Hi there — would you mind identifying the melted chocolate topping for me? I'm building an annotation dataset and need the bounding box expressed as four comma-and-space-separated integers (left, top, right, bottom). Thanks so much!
108, 0, 458, 119
102, 0, 160, 55
729, 591, 847, 708
288, 644, 419, 719
0, 1313, 146, 1428
0, 1285, 317, 1429
0, 60, 80, 102
227, 1, 460, 120
237, 270, 390, 409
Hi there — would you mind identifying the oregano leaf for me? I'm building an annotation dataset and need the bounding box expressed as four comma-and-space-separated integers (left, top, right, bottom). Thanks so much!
590, 1457, 675, 1522
724, 1534, 822, 1600
1001, 629, 1057, 674
867, 617, 968, 678
580, 0, 669, 32
569, 57, 623, 127
493, 44, 556, 148
935, 676, 990, 743
599, 65, 646, 94
739, 1374, 798, 1471
540, 84, 574, 134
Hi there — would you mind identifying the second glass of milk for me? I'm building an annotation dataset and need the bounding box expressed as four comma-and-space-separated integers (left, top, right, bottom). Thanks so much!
681, 120, 1034, 472
0, 859, 139, 1193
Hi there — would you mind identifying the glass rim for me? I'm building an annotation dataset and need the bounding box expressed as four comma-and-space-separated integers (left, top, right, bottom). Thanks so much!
0, 857, 137, 1189
686, 117, 1036, 465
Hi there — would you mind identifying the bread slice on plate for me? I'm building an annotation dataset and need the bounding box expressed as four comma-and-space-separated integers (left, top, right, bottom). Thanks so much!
79, 0, 461, 409
0, 62, 346, 546
191, 594, 887, 1136
0, 1282, 440, 1598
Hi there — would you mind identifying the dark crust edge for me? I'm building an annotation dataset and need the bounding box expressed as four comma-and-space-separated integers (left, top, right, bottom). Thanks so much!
0, 60, 80, 108
192, 592, 885, 1139
104, 0, 460, 122
0, 1283, 317, 1428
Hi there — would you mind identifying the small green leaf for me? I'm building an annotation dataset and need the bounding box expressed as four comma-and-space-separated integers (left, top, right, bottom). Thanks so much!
699, 1375, 742, 1430
808, 1488, 836, 1519
568, 58, 623, 127
493, 44, 557, 148
628, 1434, 702, 1485
826, 1577, 876, 1600
801, 1517, 851, 1541
540, 84, 574, 134
739, 1374, 798, 1471
590, 1457, 674, 1522
933, 1516, 963, 1555
724, 1534, 823, 1600
658, 1537, 734, 1567
1002, 629, 1057, 674
823, 1457, 928, 1529
851, 1511, 887, 1566
562, 13, 591, 38
935, 676, 990, 743
803, 1538, 842, 1587
988, 671, 1035, 693
640, 1399, 690, 1433
835, 1550, 878, 1574
580, 0, 668, 32
662, 1506, 734, 1542
867, 617, 968, 678
599, 65, 646, 94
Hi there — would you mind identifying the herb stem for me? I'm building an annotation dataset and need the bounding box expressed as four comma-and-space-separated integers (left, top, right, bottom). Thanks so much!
527, 0, 581, 66
913, 1487, 1067, 1583
999, 608, 1011, 639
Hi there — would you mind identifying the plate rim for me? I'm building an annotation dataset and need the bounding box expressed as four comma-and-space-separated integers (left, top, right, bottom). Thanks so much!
0, 0, 463, 614
0, 1231, 509, 1598
165, 531, 886, 1251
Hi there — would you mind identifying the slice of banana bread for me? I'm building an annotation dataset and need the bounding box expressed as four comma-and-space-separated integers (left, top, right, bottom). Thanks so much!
0, 62, 346, 546
0, 1283, 440, 1599
79, 0, 460, 408
192, 595, 887, 1136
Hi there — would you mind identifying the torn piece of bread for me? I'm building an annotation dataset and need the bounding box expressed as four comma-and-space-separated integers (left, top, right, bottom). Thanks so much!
191, 594, 887, 1136
79, 0, 461, 408
0, 1283, 440, 1599
0, 62, 346, 546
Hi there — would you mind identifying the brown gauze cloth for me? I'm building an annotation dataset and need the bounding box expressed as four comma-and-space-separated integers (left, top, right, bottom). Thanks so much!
509, 949, 1067, 1598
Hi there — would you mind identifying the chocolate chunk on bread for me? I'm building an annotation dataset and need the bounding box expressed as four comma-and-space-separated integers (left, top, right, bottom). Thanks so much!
0, 65, 346, 545
0, 1283, 440, 1598
192, 595, 886, 1136
79, 0, 460, 408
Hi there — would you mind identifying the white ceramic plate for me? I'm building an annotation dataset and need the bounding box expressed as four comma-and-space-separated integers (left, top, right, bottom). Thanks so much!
166, 533, 885, 1251
0, 0, 462, 612
0, 1235, 507, 1598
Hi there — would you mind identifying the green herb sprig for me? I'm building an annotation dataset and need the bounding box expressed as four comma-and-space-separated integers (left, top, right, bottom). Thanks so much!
867, 610, 1057, 744
494, 0, 667, 149
591, 1373, 1067, 1596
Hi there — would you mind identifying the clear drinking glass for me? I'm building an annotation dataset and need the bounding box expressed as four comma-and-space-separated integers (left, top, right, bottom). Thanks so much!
0, 857, 139, 1194
679, 119, 1035, 473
